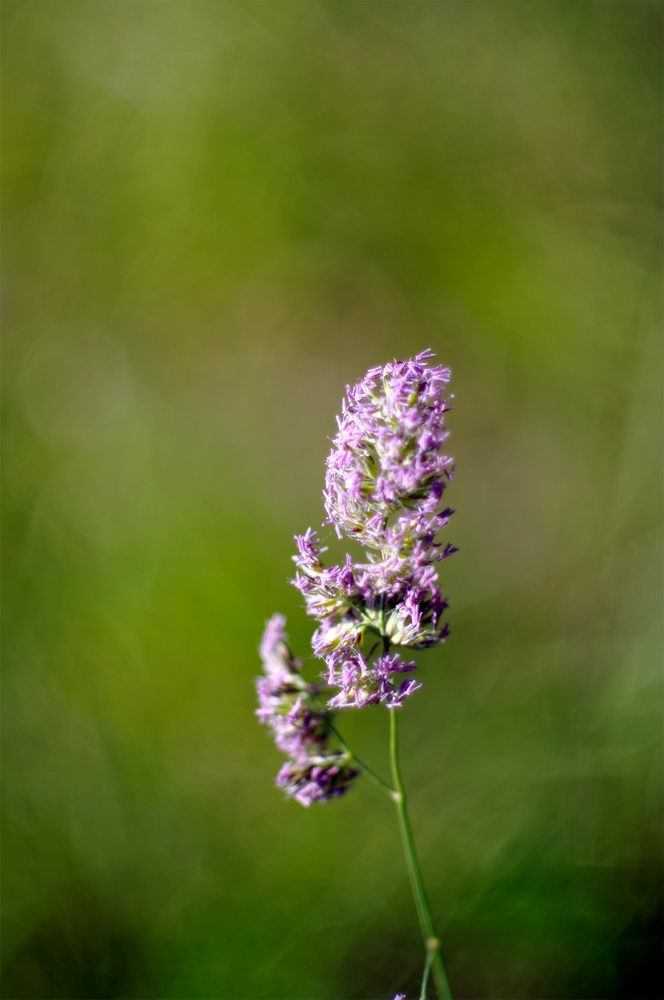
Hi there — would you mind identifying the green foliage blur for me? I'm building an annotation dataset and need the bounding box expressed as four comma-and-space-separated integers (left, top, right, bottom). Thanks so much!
2, 3, 662, 998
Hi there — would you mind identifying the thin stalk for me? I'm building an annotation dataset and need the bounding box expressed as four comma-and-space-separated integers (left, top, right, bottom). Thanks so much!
328, 720, 396, 800
420, 948, 435, 1000
389, 708, 453, 1000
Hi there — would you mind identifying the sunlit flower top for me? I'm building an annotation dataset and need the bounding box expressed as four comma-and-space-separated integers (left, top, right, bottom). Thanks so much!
324, 349, 454, 553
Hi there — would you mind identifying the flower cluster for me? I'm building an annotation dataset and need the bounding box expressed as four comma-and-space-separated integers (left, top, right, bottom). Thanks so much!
293, 350, 456, 710
256, 614, 359, 806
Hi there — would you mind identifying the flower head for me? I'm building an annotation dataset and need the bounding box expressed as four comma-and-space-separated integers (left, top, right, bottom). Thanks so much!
258, 351, 456, 797
290, 350, 456, 710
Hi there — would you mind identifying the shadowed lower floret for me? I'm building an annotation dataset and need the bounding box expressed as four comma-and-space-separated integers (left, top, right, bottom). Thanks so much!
256, 614, 359, 806
276, 755, 359, 807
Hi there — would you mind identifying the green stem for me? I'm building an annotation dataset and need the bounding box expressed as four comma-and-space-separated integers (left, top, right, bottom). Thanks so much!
420, 947, 435, 1000
389, 708, 453, 1000
328, 720, 396, 800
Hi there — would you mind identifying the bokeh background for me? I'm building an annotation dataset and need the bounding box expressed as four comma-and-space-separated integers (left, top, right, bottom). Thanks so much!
2, 3, 662, 998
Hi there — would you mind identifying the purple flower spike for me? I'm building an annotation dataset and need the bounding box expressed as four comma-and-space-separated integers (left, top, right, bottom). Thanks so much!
290, 350, 456, 710
257, 351, 456, 799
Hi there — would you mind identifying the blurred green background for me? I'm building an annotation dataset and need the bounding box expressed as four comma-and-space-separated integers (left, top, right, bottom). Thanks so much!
2, 3, 662, 998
